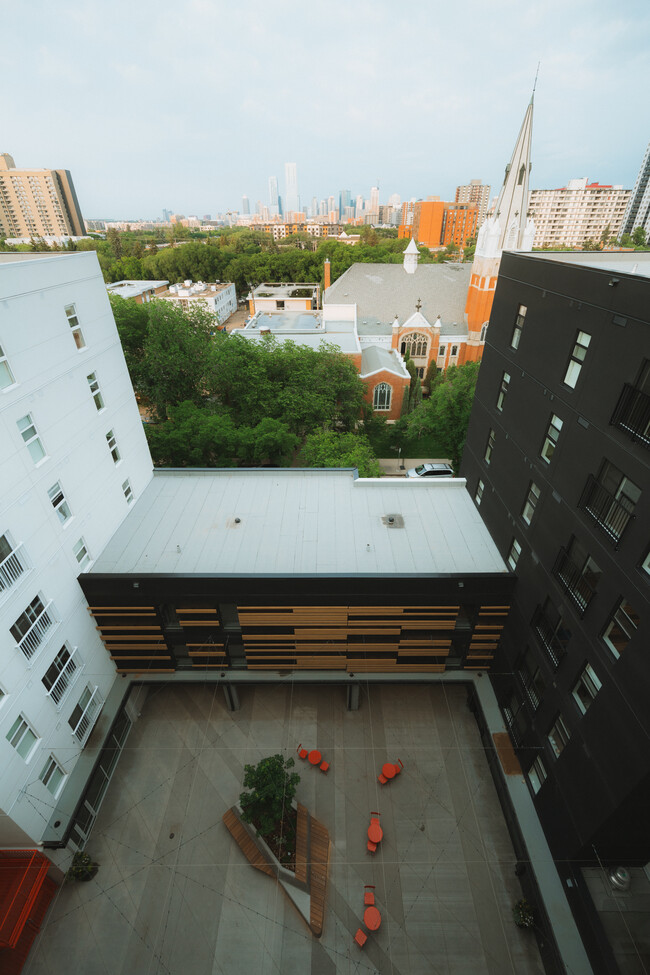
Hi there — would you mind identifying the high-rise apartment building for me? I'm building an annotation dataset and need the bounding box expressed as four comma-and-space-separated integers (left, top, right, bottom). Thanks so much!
528, 178, 630, 249
268, 176, 279, 217
461, 249, 650, 972
621, 141, 650, 239
338, 189, 351, 217
401, 199, 478, 249
241, 195, 250, 215
0, 153, 86, 239
284, 162, 299, 215
455, 180, 491, 226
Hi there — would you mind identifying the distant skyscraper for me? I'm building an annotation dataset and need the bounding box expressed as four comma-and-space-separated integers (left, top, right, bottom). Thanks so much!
339, 189, 351, 216
0, 152, 86, 238
284, 162, 299, 214
388, 193, 401, 208
455, 180, 491, 226
319, 199, 327, 217
355, 194, 364, 217
311, 196, 318, 218
268, 176, 279, 217
242, 195, 250, 215
162, 208, 171, 222
370, 186, 379, 213
621, 141, 650, 238
327, 195, 336, 216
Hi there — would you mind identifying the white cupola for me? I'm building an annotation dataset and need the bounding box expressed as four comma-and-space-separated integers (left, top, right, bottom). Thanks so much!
403, 237, 419, 274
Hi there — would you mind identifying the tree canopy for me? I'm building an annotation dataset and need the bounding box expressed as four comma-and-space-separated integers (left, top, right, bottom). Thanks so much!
406, 362, 480, 470
299, 430, 381, 477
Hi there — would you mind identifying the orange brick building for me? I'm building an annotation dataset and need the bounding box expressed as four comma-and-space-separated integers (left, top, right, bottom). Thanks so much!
399, 200, 478, 250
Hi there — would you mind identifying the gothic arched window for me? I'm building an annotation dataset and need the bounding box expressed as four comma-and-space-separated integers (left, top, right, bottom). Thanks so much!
373, 382, 392, 411
518, 164, 526, 185
401, 332, 429, 358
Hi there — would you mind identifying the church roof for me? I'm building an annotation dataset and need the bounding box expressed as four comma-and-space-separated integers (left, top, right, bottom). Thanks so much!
325, 263, 471, 331
360, 345, 409, 378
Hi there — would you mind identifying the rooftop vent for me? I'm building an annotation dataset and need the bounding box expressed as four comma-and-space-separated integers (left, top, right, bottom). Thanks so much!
382, 513, 404, 529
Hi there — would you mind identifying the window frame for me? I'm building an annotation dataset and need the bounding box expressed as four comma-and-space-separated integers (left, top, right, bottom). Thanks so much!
0, 343, 17, 390
522, 482, 541, 525
475, 479, 485, 506
484, 428, 495, 465
73, 538, 90, 569
496, 371, 511, 412
65, 303, 86, 350
6, 714, 38, 760
511, 304, 526, 350
541, 413, 563, 464
548, 713, 571, 758
122, 478, 134, 504
106, 429, 121, 464
372, 382, 392, 412
48, 481, 72, 525
87, 372, 105, 411
602, 597, 639, 659
563, 331, 591, 389
507, 538, 522, 570
573, 662, 602, 714
39, 755, 66, 796
17, 414, 46, 465
528, 755, 547, 794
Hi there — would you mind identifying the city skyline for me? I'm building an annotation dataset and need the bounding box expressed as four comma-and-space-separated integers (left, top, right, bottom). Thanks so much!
3, 0, 650, 218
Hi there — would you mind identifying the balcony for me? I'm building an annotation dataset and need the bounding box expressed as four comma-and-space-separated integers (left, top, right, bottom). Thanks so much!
532, 606, 570, 668
0, 542, 27, 596
611, 383, 650, 447
578, 475, 635, 546
70, 686, 103, 745
46, 648, 81, 707
15, 600, 55, 661
552, 548, 597, 615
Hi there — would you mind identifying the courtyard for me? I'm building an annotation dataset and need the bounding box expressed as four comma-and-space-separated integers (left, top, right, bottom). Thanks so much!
26, 683, 544, 975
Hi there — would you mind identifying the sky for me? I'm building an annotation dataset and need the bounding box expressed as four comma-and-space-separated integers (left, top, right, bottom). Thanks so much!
4, 0, 650, 220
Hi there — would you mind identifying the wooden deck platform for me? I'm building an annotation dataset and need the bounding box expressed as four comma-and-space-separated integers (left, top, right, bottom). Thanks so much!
222, 808, 275, 878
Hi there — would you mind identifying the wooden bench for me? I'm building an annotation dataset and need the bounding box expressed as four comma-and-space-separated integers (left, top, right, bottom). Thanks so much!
222, 808, 275, 878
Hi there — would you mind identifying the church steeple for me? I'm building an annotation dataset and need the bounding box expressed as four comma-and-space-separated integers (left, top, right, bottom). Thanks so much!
462, 94, 536, 360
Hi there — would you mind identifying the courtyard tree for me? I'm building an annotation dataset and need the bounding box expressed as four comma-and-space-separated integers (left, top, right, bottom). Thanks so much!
144, 401, 240, 466
407, 361, 480, 471
240, 754, 300, 846
299, 430, 381, 477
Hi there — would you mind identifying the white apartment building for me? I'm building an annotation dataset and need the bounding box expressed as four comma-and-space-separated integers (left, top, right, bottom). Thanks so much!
157, 279, 237, 324
0, 251, 153, 849
528, 178, 631, 249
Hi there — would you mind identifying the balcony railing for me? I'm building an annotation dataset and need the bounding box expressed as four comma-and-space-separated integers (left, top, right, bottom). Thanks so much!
46, 648, 81, 707
71, 686, 103, 745
578, 475, 635, 546
0, 542, 27, 595
16, 600, 55, 661
532, 606, 570, 668
611, 383, 650, 447
552, 548, 596, 615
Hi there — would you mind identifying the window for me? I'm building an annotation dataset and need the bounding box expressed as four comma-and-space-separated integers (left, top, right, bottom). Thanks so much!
11, 595, 54, 659
39, 755, 66, 796
643, 550, 650, 578
451, 345, 458, 357
579, 461, 640, 546
6, 715, 38, 760
522, 482, 541, 525
548, 714, 571, 757
0, 533, 27, 593
532, 598, 571, 668
122, 479, 134, 504
502, 691, 527, 746
373, 383, 391, 411
563, 331, 591, 388
65, 303, 85, 349
438, 345, 446, 358
42, 644, 79, 705
87, 373, 105, 411
511, 304, 526, 349
507, 538, 522, 570
0, 344, 16, 389
401, 333, 429, 358
496, 372, 511, 412
475, 479, 485, 506
484, 429, 495, 465
106, 429, 121, 463
480, 323, 488, 342
17, 414, 46, 464
602, 598, 639, 659
48, 482, 72, 525
73, 538, 90, 569
573, 663, 602, 714
541, 413, 563, 463
528, 755, 547, 794
610, 359, 650, 446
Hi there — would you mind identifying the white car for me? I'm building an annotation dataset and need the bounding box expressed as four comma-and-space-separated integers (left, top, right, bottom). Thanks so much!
405, 463, 454, 479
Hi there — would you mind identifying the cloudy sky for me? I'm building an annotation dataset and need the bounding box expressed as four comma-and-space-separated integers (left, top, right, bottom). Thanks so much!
4, 0, 650, 219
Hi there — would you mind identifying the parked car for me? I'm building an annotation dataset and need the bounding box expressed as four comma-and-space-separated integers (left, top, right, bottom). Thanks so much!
405, 463, 454, 479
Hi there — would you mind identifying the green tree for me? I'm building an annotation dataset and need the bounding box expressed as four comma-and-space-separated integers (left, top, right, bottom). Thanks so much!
239, 754, 300, 841
619, 232, 634, 248
106, 227, 123, 259
299, 430, 381, 477
145, 401, 240, 466
632, 226, 647, 248
237, 418, 298, 465
407, 362, 480, 470
138, 301, 216, 419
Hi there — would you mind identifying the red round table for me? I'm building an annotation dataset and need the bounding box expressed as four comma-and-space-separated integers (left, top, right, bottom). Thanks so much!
308, 749, 322, 765
364, 906, 382, 931
367, 822, 383, 843
382, 763, 397, 779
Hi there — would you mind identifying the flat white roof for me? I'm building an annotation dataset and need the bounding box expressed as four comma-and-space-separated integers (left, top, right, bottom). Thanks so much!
90, 469, 507, 577
107, 280, 168, 298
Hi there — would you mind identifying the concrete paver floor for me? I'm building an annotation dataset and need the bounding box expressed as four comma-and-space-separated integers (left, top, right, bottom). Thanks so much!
25, 683, 544, 975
